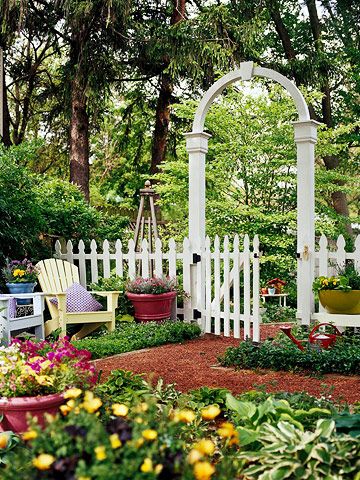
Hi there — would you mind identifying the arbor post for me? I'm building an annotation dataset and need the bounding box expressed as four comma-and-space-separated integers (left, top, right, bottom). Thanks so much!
293, 120, 319, 325
185, 131, 211, 322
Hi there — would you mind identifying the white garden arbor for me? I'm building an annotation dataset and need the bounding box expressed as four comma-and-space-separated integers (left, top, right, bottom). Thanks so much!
185, 61, 320, 325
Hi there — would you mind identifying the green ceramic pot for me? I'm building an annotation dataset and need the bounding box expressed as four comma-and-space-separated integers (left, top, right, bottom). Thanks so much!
319, 290, 360, 314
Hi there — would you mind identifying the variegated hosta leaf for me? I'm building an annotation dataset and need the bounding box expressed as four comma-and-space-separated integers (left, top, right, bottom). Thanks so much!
314, 418, 335, 439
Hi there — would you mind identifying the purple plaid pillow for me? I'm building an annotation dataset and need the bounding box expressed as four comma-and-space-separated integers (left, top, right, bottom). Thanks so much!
0, 296, 17, 318
50, 283, 102, 313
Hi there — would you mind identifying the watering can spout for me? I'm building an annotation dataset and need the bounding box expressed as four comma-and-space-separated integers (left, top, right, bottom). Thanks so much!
280, 326, 305, 351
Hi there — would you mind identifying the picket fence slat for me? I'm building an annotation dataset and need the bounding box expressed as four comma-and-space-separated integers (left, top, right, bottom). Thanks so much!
233, 235, 241, 339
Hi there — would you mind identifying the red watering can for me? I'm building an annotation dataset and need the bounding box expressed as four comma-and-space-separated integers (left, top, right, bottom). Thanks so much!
309, 323, 342, 349
280, 323, 342, 351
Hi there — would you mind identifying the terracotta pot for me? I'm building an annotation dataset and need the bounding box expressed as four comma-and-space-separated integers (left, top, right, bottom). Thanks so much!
0, 393, 64, 433
126, 291, 177, 322
319, 290, 360, 314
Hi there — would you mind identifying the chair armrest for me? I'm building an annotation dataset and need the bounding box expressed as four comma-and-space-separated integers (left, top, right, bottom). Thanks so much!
88, 291, 122, 296
44, 293, 66, 312
89, 291, 120, 311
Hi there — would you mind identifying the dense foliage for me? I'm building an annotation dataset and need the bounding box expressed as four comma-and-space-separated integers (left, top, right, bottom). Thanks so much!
73, 320, 201, 359
219, 332, 360, 375
1, 371, 359, 479
0, 144, 130, 269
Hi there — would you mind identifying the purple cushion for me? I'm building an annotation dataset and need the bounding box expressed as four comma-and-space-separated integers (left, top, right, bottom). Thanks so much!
0, 296, 17, 318
49, 283, 103, 313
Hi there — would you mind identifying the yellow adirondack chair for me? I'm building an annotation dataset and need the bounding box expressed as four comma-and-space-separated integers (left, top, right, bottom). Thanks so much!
36, 259, 120, 340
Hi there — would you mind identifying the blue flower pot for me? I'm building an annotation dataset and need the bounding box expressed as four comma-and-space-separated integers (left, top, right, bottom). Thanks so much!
5, 283, 37, 305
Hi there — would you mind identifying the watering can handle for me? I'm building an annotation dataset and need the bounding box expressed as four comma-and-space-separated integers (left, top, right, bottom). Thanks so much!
309, 323, 342, 338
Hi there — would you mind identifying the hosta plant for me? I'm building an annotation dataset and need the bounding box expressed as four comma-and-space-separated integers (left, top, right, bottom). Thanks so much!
238, 419, 360, 480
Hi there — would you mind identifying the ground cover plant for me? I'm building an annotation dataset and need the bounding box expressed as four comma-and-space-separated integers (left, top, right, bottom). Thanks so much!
218, 329, 360, 375
1, 371, 359, 479
73, 321, 201, 359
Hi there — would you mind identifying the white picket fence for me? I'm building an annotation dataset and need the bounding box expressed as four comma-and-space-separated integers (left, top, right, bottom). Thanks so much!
313, 234, 360, 326
54, 234, 261, 341
314, 234, 360, 277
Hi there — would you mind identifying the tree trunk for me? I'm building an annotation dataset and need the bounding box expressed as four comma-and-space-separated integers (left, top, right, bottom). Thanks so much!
69, 74, 90, 201
305, 0, 353, 235
0, 47, 12, 147
150, 0, 186, 174
150, 74, 173, 174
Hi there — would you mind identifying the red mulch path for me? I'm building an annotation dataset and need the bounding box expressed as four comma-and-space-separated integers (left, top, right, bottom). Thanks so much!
94, 325, 360, 404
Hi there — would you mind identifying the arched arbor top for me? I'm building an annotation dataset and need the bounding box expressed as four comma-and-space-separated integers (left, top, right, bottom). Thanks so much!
192, 61, 310, 133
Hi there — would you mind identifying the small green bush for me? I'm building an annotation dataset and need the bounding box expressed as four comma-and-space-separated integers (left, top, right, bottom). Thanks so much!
73, 320, 201, 359
261, 304, 296, 323
219, 334, 360, 375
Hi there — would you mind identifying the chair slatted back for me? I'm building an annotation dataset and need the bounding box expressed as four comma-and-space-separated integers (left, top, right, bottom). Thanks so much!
36, 259, 80, 319
37, 259, 80, 293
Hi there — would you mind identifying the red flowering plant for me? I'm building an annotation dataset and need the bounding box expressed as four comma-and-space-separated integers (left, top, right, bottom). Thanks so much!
0, 338, 96, 398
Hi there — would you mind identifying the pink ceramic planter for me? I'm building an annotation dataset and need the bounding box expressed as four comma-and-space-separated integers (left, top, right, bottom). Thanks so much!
0, 393, 64, 433
126, 291, 177, 322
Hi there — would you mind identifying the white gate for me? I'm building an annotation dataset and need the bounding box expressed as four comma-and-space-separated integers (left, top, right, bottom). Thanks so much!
197, 234, 260, 342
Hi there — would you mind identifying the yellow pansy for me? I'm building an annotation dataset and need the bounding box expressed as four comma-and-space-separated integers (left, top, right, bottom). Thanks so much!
193, 439, 215, 456
111, 403, 129, 417
94, 445, 107, 461
83, 397, 102, 414
154, 464, 163, 474
66, 399, 76, 409
77, 477, 91, 480
173, 409, 196, 423
109, 433, 122, 449
60, 405, 72, 416
217, 422, 236, 438
28, 356, 43, 363
187, 449, 203, 465
140, 458, 153, 473
193, 461, 215, 480
35, 375, 53, 386
32, 454, 55, 470
136, 438, 144, 447
142, 429, 158, 441
13, 269, 25, 277
20, 365, 36, 375
39, 360, 52, 370
0, 433, 8, 449
64, 388, 82, 399
22, 430, 38, 441
201, 405, 221, 421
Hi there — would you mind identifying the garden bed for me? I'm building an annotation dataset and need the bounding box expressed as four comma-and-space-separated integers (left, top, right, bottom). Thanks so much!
73, 320, 201, 359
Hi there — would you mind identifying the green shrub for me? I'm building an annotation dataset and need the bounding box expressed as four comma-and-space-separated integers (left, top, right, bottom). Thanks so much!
35, 178, 100, 240
260, 304, 296, 323
219, 334, 360, 375
73, 321, 202, 359
0, 144, 45, 267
